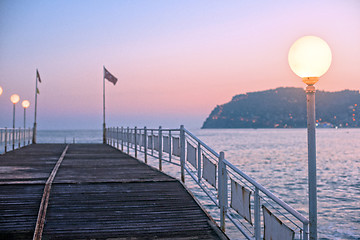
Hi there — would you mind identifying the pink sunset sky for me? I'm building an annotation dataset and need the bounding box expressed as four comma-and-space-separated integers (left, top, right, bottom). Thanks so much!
0, 0, 359, 129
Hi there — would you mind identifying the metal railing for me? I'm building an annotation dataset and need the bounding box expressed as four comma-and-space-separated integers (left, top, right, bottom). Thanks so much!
106, 126, 309, 240
0, 127, 33, 154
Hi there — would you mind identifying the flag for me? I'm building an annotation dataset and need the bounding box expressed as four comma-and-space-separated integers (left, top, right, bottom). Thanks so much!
104, 67, 118, 85
37, 88, 40, 95
37, 70, 42, 83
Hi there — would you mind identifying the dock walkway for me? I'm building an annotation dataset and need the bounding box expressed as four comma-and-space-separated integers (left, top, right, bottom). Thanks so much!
0, 144, 227, 239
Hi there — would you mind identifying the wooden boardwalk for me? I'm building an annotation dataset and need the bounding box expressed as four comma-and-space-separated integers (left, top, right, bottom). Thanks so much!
0, 144, 227, 240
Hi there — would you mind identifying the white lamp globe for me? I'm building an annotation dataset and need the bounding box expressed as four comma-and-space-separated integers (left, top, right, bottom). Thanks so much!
0, 86, 3, 96
288, 36, 332, 84
10, 94, 20, 104
22, 100, 30, 108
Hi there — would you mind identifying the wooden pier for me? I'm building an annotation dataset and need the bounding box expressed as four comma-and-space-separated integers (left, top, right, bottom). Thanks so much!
0, 144, 227, 239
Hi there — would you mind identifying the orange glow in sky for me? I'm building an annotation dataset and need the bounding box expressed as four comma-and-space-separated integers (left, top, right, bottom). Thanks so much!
0, 0, 359, 129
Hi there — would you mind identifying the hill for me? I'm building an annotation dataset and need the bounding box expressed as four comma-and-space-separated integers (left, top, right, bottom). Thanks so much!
202, 87, 360, 128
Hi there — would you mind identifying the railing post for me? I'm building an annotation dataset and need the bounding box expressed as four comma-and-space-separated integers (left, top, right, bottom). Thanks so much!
23, 127, 26, 146
144, 127, 148, 164
180, 125, 185, 183
28, 127, 31, 145
151, 130, 154, 156
218, 151, 228, 232
197, 142, 202, 183
254, 187, 261, 240
112, 127, 114, 146
303, 222, 309, 240
158, 126, 162, 171
130, 129, 133, 149
134, 127, 138, 158
127, 127, 130, 154
121, 127, 124, 151
169, 130, 172, 162
16, 128, 18, 148
4, 127, 7, 153
18, 128, 21, 148
116, 127, 119, 149
111, 127, 113, 145
139, 129, 142, 152
12, 128, 15, 150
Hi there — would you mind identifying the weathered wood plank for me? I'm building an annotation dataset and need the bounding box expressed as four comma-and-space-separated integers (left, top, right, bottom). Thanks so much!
0, 144, 67, 239
33, 145, 69, 240
0, 144, 228, 240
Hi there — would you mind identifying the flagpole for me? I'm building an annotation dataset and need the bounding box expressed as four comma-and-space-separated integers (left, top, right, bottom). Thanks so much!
32, 69, 38, 144
103, 66, 106, 144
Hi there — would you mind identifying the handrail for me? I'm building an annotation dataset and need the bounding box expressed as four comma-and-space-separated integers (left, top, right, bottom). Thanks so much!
105, 126, 309, 240
0, 127, 33, 154
223, 158, 309, 224
184, 128, 220, 158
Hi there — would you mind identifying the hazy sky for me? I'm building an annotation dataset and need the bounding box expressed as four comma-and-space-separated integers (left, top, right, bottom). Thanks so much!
1, 0, 359, 129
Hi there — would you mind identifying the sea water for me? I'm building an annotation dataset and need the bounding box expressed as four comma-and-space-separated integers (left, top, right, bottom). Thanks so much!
192, 128, 360, 239
35, 128, 360, 239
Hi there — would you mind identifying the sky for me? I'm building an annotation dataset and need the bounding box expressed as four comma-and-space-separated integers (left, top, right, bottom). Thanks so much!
0, 0, 359, 130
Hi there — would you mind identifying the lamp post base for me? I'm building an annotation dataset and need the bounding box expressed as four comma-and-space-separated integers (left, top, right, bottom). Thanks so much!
32, 123, 37, 144
103, 123, 106, 144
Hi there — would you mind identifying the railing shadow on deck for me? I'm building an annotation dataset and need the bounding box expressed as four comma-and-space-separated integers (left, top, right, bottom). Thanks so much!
106, 126, 309, 240
0, 128, 32, 154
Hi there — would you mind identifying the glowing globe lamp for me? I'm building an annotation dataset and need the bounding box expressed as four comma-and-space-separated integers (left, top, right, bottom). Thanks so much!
288, 36, 332, 85
0, 86, 3, 96
22, 100, 30, 108
11, 94, 20, 104
288, 35, 333, 240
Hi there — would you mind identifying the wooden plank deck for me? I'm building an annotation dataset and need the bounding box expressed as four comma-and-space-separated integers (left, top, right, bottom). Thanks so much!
0, 144, 227, 239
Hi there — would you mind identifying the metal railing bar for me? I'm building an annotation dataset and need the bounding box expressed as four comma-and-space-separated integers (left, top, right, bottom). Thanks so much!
108, 126, 309, 240
259, 194, 302, 231
184, 128, 220, 158
185, 135, 199, 146
1, 128, 33, 154
198, 179, 219, 205
161, 159, 181, 167
202, 148, 219, 163
227, 169, 255, 193
226, 212, 254, 240
141, 154, 181, 169
185, 165, 219, 206
223, 158, 309, 224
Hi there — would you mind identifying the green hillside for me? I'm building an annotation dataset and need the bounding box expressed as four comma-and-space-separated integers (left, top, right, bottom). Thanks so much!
202, 87, 360, 128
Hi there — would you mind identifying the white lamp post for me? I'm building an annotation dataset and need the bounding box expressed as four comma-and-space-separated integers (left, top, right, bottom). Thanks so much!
10, 94, 20, 149
22, 100, 30, 145
22, 100, 30, 129
288, 36, 332, 240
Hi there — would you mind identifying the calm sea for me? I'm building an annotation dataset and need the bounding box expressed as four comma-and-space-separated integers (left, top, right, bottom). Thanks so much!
35, 128, 360, 239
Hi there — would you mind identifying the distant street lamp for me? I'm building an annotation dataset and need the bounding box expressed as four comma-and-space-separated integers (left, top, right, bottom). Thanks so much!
22, 100, 30, 145
288, 36, 332, 240
10, 94, 20, 149
22, 100, 30, 129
